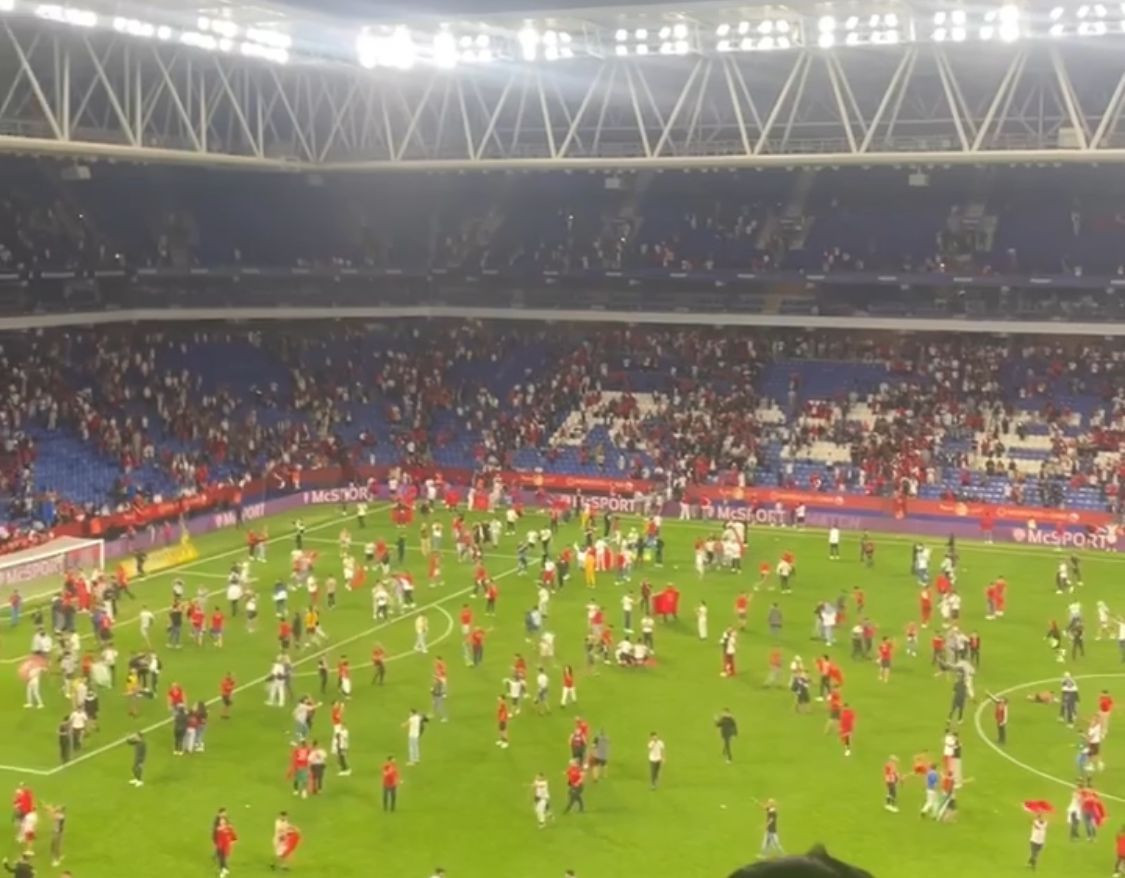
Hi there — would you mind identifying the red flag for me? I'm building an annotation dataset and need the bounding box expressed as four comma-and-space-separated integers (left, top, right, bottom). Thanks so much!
1023, 800, 1054, 815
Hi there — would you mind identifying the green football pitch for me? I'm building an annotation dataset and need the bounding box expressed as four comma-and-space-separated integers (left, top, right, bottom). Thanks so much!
3, 503, 1125, 878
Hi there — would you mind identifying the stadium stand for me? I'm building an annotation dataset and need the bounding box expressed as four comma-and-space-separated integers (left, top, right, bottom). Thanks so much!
0, 322, 1121, 553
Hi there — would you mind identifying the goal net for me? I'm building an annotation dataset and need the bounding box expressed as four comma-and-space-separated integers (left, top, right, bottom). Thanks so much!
0, 537, 105, 609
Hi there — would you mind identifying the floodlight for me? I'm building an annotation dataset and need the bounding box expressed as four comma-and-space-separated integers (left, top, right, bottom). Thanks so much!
1049, 22, 1065, 34
866, 14, 878, 27
818, 31, 835, 47
615, 44, 628, 55
673, 22, 688, 39
951, 26, 966, 40
544, 45, 558, 60
543, 29, 558, 44
0, 0, 13, 11
635, 43, 648, 54
615, 28, 627, 41
759, 35, 775, 49
952, 10, 967, 24
1077, 4, 1090, 15
659, 40, 673, 53
934, 26, 947, 40
934, 11, 947, 24
156, 24, 170, 39
845, 31, 860, 44
758, 20, 773, 33
846, 15, 859, 29
738, 20, 751, 34
777, 20, 791, 33
518, 27, 538, 60
673, 39, 689, 53
717, 38, 732, 50
885, 13, 898, 27
1049, 5, 1065, 17
777, 35, 791, 48
634, 28, 647, 39
716, 23, 730, 36
658, 25, 670, 39
818, 15, 835, 31
979, 24, 994, 38
434, 30, 457, 67
740, 36, 753, 50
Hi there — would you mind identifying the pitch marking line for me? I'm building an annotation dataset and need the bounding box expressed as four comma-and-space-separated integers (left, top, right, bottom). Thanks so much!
972, 672, 1125, 803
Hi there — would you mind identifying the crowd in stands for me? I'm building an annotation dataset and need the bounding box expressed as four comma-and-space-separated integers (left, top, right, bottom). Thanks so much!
0, 323, 1121, 553
3, 161, 1125, 282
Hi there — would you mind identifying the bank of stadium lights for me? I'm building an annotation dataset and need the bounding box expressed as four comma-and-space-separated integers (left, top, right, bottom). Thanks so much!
931, 10, 967, 42
817, 12, 901, 48
715, 19, 796, 52
357, 25, 416, 69
1049, 3, 1125, 35
978, 4, 1021, 40
615, 23, 689, 56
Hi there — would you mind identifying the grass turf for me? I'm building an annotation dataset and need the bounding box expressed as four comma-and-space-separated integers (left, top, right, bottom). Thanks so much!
3, 504, 1125, 878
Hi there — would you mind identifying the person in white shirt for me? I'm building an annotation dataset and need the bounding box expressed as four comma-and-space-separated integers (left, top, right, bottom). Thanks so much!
267, 659, 287, 707
373, 585, 390, 620
226, 577, 243, 617
633, 641, 650, 664
538, 586, 551, 618
647, 733, 665, 789
621, 594, 634, 633
531, 773, 551, 828
24, 663, 43, 709
404, 709, 424, 765
414, 615, 429, 653
822, 604, 837, 646
138, 606, 156, 645
535, 669, 550, 714
696, 601, 709, 641
69, 705, 88, 750
1028, 815, 1047, 869
539, 630, 556, 661
828, 525, 841, 559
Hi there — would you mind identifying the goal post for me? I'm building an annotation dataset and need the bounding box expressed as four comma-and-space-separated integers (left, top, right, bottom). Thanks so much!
0, 537, 105, 610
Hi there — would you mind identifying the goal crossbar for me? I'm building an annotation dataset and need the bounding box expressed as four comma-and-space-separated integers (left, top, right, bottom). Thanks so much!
0, 537, 105, 608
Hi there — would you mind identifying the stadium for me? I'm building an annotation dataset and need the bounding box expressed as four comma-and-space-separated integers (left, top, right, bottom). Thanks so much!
0, 0, 1122, 876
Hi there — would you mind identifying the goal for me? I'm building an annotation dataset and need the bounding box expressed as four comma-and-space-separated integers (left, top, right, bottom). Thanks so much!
0, 536, 105, 609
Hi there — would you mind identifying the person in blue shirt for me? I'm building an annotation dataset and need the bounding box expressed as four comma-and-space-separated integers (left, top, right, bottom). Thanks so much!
921, 764, 941, 817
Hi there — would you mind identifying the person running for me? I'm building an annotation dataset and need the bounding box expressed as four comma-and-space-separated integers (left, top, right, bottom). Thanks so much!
564, 759, 585, 814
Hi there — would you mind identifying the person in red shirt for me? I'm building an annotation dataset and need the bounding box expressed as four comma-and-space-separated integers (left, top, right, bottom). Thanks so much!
877, 637, 894, 683
473, 563, 488, 597
330, 700, 345, 732
219, 673, 236, 719
278, 618, 292, 651
496, 696, 511, 749
815, 655, 831, 700
427, 551, 442, 586
371, 644, 386, 685
289, 741, 311, 799
1101, 690, 1115, 736
919, 588, 933, 628
852, 587, 865, 614
883, 756, 901, 812
470, 627, 486, 667
434, 657, 447, 685
209, 608, 225, 648
994, 577, 1007, 617
984, 582, 998, 620
564, 759, 585, 814
757, 561, 770, 588
766, 648, 783, 688
1115, 826, 1125, 876
12, 784, 34, 820
735, 593, 750, 630
824, 687, 843, 734
213, 816, 238, 877
337, 656, 351, 698
931, 632, 945, 667
827, 661, 844, 691
381, 757, 399, 812
459, 604, 473, 663
484, 581, 499, 615
167, 682, 186, 713
839, 704, 856, 756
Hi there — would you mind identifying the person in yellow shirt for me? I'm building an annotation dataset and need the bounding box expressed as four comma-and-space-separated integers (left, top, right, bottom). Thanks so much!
125, 669, 141, 717
584, 549, 597, 588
